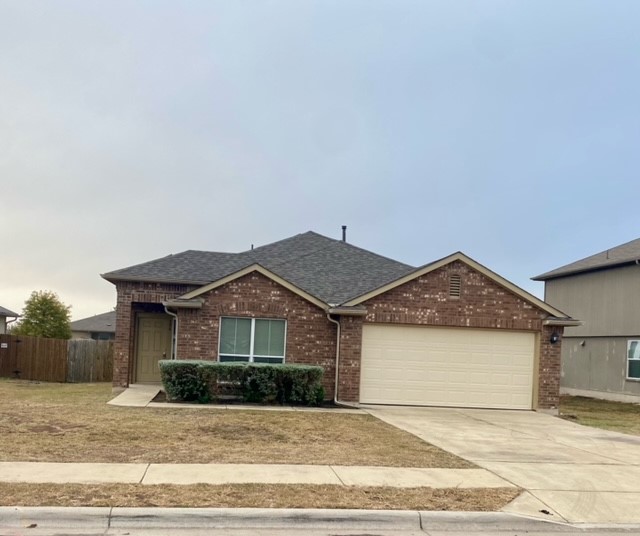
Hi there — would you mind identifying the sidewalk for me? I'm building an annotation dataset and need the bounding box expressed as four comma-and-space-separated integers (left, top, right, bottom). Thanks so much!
0, 462, 511, 488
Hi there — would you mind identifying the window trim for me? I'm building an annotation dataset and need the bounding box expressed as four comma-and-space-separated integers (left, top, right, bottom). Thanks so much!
627, 340, 640, 381
218, 316, 287, 363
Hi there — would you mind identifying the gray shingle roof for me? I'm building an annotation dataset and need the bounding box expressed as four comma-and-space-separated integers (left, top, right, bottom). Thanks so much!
0, 306, 19, 317
70, 311, 116, 333
102, 231, 415, 305
533, 237, 640, 281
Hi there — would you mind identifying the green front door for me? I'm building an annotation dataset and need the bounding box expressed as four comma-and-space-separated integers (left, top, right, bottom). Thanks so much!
135, 315, 172, 382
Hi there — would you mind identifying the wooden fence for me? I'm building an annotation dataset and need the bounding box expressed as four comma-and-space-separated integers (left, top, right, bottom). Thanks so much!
0, 334, 113, 383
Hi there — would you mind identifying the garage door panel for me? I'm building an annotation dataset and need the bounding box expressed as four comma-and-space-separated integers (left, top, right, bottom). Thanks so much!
360, 325, 535, 409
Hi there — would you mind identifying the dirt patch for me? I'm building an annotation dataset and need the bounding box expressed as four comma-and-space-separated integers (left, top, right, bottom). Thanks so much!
0, 483, 519, 510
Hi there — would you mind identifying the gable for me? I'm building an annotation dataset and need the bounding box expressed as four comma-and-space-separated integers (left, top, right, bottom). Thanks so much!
345, 252, 569, 319
178, 264, 328, 310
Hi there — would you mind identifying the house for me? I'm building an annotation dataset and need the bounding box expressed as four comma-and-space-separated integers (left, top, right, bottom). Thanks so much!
70, 311, 116, 340
102, 231, 577, 411
533, 237, 640, 403
0, 306, 19, 334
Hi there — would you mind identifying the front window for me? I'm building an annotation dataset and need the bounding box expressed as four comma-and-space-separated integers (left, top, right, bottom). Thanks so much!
219, 317, 286, 364
627, 340, 640, 380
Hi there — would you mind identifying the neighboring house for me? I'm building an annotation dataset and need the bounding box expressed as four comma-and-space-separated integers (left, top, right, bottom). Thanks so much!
102, 231, 576, 411
533, 237, 640, 403
0, 306, 19, 334
70, 311, 116, 340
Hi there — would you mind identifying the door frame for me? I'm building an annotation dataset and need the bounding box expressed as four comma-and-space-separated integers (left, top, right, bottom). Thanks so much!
133, 312, 173, 383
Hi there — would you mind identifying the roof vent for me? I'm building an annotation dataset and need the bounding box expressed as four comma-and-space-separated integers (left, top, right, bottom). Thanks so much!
342, 225, 347, 242
449, 274, 461, 298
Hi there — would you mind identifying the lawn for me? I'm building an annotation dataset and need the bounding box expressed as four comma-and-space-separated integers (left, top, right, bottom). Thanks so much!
560, 395, 640, 435
0, 380, 472, 468
0, 483, 518, 510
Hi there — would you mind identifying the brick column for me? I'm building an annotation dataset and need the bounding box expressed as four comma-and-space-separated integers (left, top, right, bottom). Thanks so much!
337, 316, 363, 402
537, 325, 564, 410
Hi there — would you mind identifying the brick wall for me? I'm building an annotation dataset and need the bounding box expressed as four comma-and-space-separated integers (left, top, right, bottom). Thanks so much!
113, 273, 337, 397
337, 316, 364, 402
358, 261, 560, 409
113, 281, 196, 388
538, 325, 564, 409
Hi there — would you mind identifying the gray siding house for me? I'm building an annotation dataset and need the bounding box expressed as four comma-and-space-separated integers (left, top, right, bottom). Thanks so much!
533, 238, 640, 402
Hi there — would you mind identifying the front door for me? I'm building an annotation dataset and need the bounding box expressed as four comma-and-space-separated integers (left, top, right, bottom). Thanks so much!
135, 315, 172, 382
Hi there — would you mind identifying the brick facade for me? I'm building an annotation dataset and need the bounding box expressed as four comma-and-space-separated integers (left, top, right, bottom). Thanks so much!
113, 261, 563, 409
113, 273, 337, 398
348, 261, 562, 409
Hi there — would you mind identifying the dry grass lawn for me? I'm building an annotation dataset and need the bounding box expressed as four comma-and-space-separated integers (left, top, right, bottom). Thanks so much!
0, 380, 472, 468
0, 483, 518, 510
560, 395, 640, 436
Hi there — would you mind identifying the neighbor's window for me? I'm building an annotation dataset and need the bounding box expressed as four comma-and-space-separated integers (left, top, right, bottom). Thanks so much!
219, 317, 286, 364
628, 340, 640, 380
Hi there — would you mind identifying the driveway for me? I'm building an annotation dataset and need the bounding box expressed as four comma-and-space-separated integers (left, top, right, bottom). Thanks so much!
365, 405, 640, 524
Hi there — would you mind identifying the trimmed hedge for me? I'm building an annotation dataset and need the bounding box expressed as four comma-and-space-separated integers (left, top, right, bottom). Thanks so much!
158, 360, 325, 406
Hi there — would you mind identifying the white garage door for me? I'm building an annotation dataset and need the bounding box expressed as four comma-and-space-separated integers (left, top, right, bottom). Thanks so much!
360, 324, 535, 409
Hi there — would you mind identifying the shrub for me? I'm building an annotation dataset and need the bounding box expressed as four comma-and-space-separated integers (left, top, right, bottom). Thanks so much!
159, 360, 325, 406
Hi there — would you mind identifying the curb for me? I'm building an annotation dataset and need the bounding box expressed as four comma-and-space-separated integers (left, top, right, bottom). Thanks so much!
3, 507, 640, 532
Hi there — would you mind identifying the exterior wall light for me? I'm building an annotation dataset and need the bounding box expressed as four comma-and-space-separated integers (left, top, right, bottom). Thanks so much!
550, 332, 560, 344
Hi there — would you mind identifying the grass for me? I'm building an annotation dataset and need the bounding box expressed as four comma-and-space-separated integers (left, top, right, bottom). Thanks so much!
0, 380, 472, 468
560, 395, 640, 435
0, 483, 518, 510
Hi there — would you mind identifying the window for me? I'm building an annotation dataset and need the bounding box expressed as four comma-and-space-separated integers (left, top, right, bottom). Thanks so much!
219, 317, 286, 364
628, 340, 640, 380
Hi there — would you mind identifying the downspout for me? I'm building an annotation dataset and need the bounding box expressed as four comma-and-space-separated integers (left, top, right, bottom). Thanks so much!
5, 317, 18, 328
164, 307, 178, 360
326, 313, 359, 409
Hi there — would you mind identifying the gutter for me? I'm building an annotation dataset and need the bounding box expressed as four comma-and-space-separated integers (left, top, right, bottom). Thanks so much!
326, 309, 364, 410
326, 314, 341, 406
543, 318, 582, 327
161, 299, 204, 360
163, 307, 178, 360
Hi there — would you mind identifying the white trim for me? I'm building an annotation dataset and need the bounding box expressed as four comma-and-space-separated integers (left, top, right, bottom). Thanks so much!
218, 316, 287, 364
342, 251, 570, 319
626, 339, 640, 381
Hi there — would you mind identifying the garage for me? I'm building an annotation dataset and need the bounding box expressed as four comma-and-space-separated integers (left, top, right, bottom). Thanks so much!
360, 324, 536, 409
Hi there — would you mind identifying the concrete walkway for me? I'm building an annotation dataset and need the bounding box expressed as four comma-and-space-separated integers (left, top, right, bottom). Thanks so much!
108, 384, 363, 413
365, 405, 640, 524
0, 462, 511, 488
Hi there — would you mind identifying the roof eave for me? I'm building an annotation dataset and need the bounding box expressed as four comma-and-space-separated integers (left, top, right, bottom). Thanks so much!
533, 259, 640, 281
100, 274, 210, 286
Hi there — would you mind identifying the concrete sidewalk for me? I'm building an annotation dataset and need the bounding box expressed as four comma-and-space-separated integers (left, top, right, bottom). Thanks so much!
0, 462, 511, 488
108, 384, 364, 413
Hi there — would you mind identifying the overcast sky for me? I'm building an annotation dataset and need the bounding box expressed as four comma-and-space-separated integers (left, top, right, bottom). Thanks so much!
1, 0, 639, 321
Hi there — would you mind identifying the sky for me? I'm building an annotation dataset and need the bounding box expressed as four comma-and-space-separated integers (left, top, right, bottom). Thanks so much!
1, 0, 639, 321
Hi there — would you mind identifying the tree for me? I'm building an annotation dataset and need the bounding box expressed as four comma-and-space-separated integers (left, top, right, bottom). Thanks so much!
12, 290, 72, 339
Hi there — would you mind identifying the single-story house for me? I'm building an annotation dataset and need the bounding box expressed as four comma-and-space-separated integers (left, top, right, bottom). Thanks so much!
70, 311, 116, 340
533, 237, 640, 403
102, 231, 577, 411
0, 306, 19, 334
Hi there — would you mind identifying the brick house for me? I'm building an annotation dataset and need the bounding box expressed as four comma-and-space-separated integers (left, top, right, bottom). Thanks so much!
102, 231, 577, 411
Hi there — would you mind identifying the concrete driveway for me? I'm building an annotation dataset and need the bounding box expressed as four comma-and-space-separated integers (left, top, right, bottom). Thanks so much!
365, 405, 640, 524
